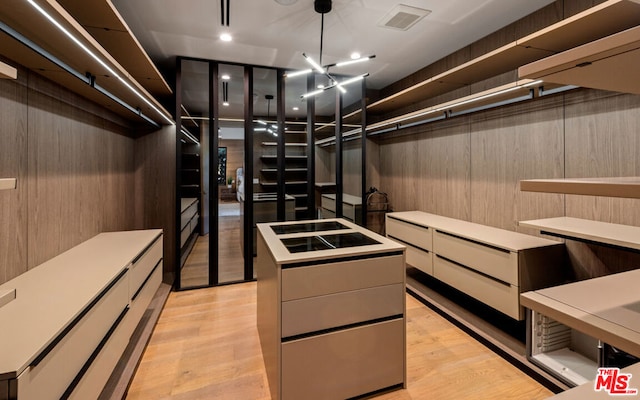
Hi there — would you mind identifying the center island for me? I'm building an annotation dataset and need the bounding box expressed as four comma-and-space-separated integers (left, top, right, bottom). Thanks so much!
256, 218, 407, 400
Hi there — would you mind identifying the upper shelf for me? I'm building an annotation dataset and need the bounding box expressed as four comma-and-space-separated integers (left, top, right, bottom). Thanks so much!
368, 0, 640, 116
0, 60, 17, 79
56, 0, 172, 98
0, 0, 172, 126
520, 177, 640, 199
518, 25, 640, 94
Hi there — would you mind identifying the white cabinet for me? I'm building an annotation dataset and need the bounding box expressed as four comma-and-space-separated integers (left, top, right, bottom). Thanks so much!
321, 194, 363, 224
386, 211, 565, 320
0, 230, 163, 399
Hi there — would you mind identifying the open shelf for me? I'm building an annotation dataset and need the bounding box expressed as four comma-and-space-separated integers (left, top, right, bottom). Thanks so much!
519, 25, 640, 95
530, 349, 597, 387
520, 177, 640, 198
519, 217, 640, 251
261, 142, 307, 147
366, 0, 640, 116
0, 0, 172, 126
0, 60, 17, 79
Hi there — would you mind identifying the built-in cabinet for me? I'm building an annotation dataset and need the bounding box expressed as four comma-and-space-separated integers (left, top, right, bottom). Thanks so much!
258, 135, 309, 218
320, 193, 363, 224
386, 211, 566, 320
0, 230, 163, 399
519, 178, 640, 388
179, 198, 199, 268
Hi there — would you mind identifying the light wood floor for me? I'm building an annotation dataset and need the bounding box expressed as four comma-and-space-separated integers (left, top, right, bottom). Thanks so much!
127, 283, 552, 400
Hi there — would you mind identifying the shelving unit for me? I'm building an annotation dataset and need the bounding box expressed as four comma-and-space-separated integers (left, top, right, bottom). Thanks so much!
258, 133, 309, 219
180, 153, 201, 198
518, 175, 640, 387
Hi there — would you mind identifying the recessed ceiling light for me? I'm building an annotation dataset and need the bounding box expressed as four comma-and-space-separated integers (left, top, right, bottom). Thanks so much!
292, 106, 299, 111
350, 52, 361, 60
220, 33, 232, 42
221, 74, 230, 80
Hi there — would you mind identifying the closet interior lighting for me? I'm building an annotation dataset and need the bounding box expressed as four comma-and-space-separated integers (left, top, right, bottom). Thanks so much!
181, 129, 200, 144
25, 0, 174, 125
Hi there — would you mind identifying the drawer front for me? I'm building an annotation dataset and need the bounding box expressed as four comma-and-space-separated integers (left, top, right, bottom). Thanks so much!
406, 245, 432, 276
282, 284, 404, 338
129, 237, 163, 300
17, 273, 129, 400
386, 217, 432, 252
122, 263, 163, 354
180, 202, 198, 230
282, 318, 404, 400
180, 224, 190, 248
433, 255, 521, 320
281, 254, 404, 301
321, 195, 336, 212
433, 230, 517, 285
320, 208, 336, 219
343, 203, 355, 221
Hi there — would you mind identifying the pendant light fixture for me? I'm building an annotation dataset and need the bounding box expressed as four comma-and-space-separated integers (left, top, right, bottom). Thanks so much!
289, 0, 374, 98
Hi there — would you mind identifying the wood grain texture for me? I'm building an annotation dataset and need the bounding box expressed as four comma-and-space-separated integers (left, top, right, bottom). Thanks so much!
135, 125, 177, 284
26, 73, 137, 269
0, 64, 28, 284
127, 283, 551, 400
563, 90, 640, 226
379, 119, 471, 220
469, 96, 565, 232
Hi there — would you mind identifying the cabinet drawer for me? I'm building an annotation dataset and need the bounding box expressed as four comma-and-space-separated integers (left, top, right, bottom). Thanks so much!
433, 255, 521, 320
433, 230, 517, 285
406, 245, 432, 276
386, 217, 432, 252
282, 254, 404, 301
343, 203, 355, 221
17, 272, 129, 400
282, 284, 404, 338
180, 201, 198, 230
321, 195, 336, 212
180, 224, 190, 248
281, 318, 404, 400
320, 208, 335, 219
129, 236, 162, 300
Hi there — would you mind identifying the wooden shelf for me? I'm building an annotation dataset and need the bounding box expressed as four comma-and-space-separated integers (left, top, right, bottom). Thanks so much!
519, 216, 640, 251
516, 0, 640, 53
261, 168, 307, 173
519, 25, 640, 95
57, 0, 172, 98
367, 0, 640, 116
261, 142, 307, 147
260, 155, 307, 160
259, 181, 307, 186
0, 178, 17, 191
520, 177, 640, 198
0, 0, 172, 125
0, 60, 17, 79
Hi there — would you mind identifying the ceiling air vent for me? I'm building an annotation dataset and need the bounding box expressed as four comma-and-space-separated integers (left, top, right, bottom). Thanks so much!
378, 4, 431, 31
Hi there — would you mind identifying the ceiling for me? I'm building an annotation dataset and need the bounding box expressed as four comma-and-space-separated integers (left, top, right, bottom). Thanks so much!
112, 0, 555, 136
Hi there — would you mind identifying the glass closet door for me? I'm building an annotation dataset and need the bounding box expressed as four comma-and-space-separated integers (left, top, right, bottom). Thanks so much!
177, 58, 211, 289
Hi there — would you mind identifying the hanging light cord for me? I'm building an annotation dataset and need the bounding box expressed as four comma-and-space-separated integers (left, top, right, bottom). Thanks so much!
319, 13, 324, 66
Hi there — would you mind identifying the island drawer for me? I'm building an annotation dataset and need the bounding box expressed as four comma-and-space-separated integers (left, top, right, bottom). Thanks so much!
281, 254, 404, 301
281, 283, 404, 337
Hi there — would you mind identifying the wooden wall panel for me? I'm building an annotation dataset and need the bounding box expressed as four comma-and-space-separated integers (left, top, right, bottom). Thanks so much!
0, 66, 28, 283
134, 125, 176, 284
26, 73, 136, 269
342, 141, 362, 197
564, 90, 640, 226
379, 119, 471, 219
470, 96, 565, 232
